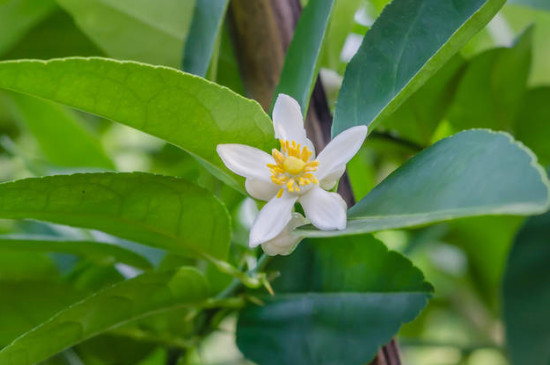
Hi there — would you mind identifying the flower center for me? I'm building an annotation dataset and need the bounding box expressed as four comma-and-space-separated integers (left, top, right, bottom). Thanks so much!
267, 140, 319, 198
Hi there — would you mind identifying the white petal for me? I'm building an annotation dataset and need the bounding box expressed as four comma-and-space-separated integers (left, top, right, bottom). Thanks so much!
320, 165, 345, 190
261, 213, 307, 256
315, 125, 368, 181
245, 178, 280, 201
249, 192, 298, 247
272, 94, 307, 144
217, 144, 273, 181
299, 186, 347, 230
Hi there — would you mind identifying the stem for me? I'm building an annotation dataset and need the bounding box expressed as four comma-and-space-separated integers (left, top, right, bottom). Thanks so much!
370, 131, 424, 151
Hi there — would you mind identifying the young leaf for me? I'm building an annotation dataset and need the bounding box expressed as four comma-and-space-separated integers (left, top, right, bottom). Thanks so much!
299, 130, 550, 237
55, 0, 195, 67
237, 235, 432, 365
274, 0, 335, 112
183, 0, 229, 77
0, 58, 274, 190
332, 0, 506, 136
0, 267, 208, 365
0, 235, 152, 270
503, 209, 550, 365
0, 172, 231, 260
447, 28, 532, 132
6, 93, 114, 169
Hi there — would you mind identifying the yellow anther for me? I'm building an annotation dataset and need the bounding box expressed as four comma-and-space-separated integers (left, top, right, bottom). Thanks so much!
276, 188, 284, 198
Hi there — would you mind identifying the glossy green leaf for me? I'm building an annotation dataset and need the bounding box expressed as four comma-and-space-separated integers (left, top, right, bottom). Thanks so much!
0, 281, 83, 347
503, 210, 550, 365
514, 87, 550, 166
274, 0, 335, 112
509, 0, 550, 11
237, 235, 432, 365
55, 0, 195, 67
332, 0, 506, 136
299, 130, 550, 237
0, 267, 208, 365
0, 172, 231, 259
183, 0, 229, 77
448, 28, 532, 131
0, 58, 274, 189
6, 93, 114, 169
0, 0, 56, 56
0, 235, 152, 270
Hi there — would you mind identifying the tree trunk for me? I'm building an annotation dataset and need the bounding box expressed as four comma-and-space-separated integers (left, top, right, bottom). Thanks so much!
228, 1, 401, 363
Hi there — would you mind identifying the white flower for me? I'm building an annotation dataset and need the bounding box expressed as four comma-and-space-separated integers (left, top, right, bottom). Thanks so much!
217, 94, 368, 250
261, 213, 308, 256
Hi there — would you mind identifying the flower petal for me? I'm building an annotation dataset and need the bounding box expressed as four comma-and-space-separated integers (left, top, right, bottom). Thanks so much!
315, 125, 368, 181
245, 178, 280, 201
249, 192, 298, 247
299, 186, 347, 230
261, 213, 307, 256
272, 94, 307, 144
217, 144, 273, 181
319, 165, 345, 190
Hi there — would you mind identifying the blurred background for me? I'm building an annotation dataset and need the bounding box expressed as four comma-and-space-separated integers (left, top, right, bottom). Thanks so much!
0, 0, 549, 364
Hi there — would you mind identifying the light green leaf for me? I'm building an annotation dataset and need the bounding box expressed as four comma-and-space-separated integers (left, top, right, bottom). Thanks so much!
332, 0, 506, 136
0, 235, 152, 270
0, 58, 274, 190
183, 0, 229, 77
0, 268, 208, 365
448, 28, 532, 131
6, 93, 114, 169
237, 235, 432, 365
503, 209, 550, 365
299, 130, 550, 237
274, 0, 335, 112
55, 0, 195, 67
0, 172, 231, 260
0, 0, 56, 56
509, 0, 550, 11
514, 87, 550, 166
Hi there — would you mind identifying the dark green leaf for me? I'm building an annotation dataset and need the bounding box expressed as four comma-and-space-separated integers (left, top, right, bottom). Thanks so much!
0, 268, 208, 365
6, 93, 114, 169
332, 0, 506, 136
509, 0, 550, 11
514, 87, 550, 166
183, 0, 229, 77
237, 235, 432, 365
448, 28, 532, 131
503, 210, 550, 365
0, 58, 274, 190
274, 0, 335, 112
299, 130, 550, 237
0, 235, 152, 270
0, 172, 231, 259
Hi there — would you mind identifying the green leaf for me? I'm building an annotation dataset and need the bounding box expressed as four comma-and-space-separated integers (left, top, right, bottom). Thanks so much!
237, 235, 432, 365
0, 58, 274, 190
514, 87, 550, 166
183, 0, 229, 77
0, 0, 56, 56
448, 28, 532, 131
0, 172, 231, 260
0, 281, 83, 347
503, 209, 550, 365
55, 0, 195, 67
0, 267, 208, 364
509, 0, 550, 11
0, 235, 152, 270
299, 130, 550, 237
6, 93, 114, 169
274, 0, 335, 112
332, 0, 506, 136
